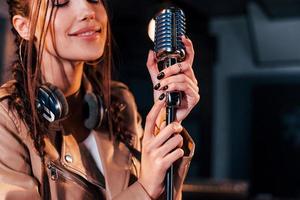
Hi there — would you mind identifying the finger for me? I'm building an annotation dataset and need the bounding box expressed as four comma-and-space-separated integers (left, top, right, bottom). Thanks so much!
158, 62, 189, 76
150, 122, 183, 149
144, 96, 166, 140
155, 134, 183, 158
146, 50, 159, 84
166, 80, 199, 97
158, 62, 197, 85
157, 74, 199, 94
162, 148, 184, 170
166, 83, 200, 105
182, 36, 195, 64
160, 74, 199, 92
178, 135, 184, 148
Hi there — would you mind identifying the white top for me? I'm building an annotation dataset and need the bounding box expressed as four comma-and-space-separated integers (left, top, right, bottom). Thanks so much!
82, 131, 104, 174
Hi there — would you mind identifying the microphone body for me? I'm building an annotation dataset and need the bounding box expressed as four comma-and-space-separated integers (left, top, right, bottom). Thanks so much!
154, 7, 186, 200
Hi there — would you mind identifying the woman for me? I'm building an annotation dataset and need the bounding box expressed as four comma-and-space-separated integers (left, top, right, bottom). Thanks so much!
0, 0, 199, 199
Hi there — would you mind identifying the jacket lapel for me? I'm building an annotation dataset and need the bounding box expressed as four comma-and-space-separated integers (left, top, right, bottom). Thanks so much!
93, 130, 131, 199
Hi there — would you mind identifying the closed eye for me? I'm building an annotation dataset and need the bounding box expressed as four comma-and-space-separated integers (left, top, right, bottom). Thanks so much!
88, 0, 101, 3
52, 0, 101, 8
52, 0, 69, 7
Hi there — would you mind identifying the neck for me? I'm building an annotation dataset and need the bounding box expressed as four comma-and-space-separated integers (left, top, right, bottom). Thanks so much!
41, 52, 84, 97
63, 89, 90, 142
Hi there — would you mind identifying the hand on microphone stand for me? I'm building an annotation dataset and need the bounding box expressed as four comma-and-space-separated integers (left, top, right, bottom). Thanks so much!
138, 98, 184, 199
146, 36, 200, 123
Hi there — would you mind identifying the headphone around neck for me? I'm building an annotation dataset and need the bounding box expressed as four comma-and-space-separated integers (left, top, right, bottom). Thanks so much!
36, 81, 106, 130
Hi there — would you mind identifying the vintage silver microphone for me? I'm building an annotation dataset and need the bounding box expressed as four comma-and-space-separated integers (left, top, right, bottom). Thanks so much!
149, 7, 186, 200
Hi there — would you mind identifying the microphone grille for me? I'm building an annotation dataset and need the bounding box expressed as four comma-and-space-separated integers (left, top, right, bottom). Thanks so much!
175, 9, 186, 55
154, 7, 186, 59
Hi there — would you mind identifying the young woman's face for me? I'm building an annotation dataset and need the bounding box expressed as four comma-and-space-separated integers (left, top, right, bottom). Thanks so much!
37, 0, 108, 62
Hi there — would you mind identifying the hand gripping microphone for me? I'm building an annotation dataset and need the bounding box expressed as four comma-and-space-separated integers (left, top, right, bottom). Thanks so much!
154, 7, 186, 108
150, 7, 186, 200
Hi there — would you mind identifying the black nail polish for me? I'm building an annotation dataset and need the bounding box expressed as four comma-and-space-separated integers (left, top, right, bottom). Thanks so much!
154, 83, 160, 90
157, 72, 165, 80
162, 85, 168, 91
159, 93, 165, 100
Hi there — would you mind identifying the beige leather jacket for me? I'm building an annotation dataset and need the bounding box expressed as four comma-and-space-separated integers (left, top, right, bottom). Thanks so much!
0, 80, 194, 200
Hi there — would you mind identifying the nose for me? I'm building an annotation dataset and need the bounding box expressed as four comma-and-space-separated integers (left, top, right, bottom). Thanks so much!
78, 1, 96, 21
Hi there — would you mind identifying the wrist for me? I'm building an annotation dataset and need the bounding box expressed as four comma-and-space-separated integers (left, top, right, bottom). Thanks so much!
137, 179, 153, 199
137, 178, 163, 199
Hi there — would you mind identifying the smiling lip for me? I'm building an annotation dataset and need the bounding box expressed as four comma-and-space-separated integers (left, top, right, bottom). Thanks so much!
68, 27, 101, 38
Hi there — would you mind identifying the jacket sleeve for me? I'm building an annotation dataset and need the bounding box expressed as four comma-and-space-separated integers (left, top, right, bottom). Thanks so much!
111, 82, 195, 200
0, 101, 41, 200
172, 128, 195, 200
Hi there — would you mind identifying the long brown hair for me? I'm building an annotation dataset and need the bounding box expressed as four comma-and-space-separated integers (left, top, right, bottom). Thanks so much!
7, 0, 113, 155
7, 1, 140, 197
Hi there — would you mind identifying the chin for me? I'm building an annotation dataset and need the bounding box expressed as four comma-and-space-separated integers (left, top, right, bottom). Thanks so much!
83, 53, 104, 61
66, 49, 104, 62
84, 47, 104, 58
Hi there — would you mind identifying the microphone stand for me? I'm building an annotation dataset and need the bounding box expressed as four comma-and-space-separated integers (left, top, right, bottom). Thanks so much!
158, 57, 181, 200
166, 105, 175, 200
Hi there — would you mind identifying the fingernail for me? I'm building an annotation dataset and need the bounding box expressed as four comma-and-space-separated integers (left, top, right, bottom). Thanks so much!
159, 93, 165, 100
157, 72, 165, 80
154, 83, 160, 90
173, 122, 182, 130
162, 85, 168, 91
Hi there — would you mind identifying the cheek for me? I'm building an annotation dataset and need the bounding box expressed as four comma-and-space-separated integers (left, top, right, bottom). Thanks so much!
53, 13, 69, 39
44, 14, 70, 51
97, 6, 108, 26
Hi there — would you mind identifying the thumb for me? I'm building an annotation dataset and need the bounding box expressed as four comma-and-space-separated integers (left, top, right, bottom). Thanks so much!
144, 96, 165, 141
